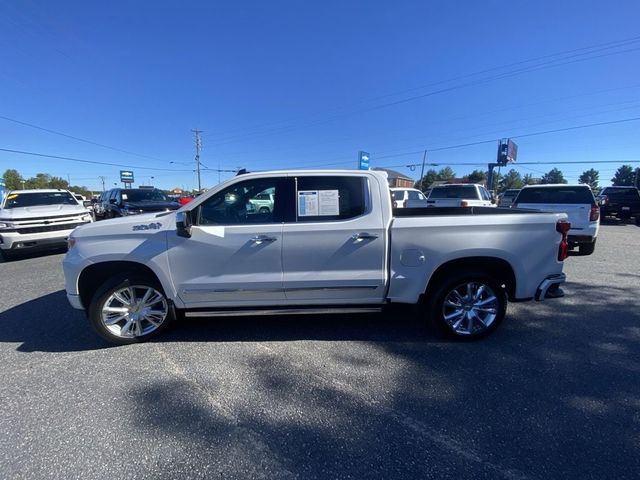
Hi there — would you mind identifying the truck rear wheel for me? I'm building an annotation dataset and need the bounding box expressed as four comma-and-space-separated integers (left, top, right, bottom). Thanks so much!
427, 271, 507, 340
88, 275, 174, 345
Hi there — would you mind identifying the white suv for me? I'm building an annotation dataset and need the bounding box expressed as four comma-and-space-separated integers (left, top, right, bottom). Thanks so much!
513, 184, 600, 255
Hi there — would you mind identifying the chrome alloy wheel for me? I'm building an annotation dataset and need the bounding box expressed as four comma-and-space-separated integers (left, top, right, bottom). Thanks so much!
101, 286, 168, 338
442, 282, 499, 336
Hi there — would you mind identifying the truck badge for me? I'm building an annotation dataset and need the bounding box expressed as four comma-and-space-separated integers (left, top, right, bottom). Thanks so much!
132, 222, 162, 231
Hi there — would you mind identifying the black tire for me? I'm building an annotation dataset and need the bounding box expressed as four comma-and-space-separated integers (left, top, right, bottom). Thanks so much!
426, 270, 507, 340
578, 239, 596, 256
88, 274, 174, 345
259, 207, 270, 214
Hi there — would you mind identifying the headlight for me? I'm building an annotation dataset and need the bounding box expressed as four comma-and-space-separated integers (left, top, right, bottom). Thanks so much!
0, 222, 13, 229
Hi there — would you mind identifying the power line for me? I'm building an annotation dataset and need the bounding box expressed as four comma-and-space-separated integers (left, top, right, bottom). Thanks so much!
202, 34, 640, 142
374, 116, 640, 163
0, 147, 195, 171
0, 115, 174, 163
202, 37, 640, 147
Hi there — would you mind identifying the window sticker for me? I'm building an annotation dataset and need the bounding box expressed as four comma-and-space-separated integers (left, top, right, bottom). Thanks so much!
7, 194, 18, 200
298, 190, 319, 216
318, 190, 339, 216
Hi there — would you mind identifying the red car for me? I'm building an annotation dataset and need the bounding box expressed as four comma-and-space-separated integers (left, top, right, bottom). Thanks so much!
178, 196, 194, 206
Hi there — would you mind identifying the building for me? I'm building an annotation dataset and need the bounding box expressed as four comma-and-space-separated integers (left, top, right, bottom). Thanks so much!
373, 168, 414, 188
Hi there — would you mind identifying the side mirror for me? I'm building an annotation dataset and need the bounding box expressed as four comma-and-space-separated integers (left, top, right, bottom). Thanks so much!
109, 198, 117, 204
176, 211, 192, 238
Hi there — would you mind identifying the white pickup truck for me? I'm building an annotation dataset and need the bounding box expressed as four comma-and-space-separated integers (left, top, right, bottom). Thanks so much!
427, 184, 495, 208
63, 170, 569, 344
1, 189, 93, 260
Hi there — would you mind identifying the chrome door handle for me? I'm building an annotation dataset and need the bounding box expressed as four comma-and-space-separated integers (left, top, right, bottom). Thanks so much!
250, 235, 277, 244
351, 232, 378, 242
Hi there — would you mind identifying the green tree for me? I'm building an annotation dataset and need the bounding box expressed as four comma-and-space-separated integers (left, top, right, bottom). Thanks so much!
540, 168, 567, 184
611, 164, 635, 186
2, 169, 23, 190
69, 185, 93, 198
498, 169, 524, 193
48, 176, 70, 189
522, 173, 539, 185
24, 173, 52, 189
414, 169, 439, 191
465, 169, 487, 184
437, 167, 456, 182
578, 168, 599, 191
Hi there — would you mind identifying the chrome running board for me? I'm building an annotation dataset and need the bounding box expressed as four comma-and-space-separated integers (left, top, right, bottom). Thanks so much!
184, 306, 383, 318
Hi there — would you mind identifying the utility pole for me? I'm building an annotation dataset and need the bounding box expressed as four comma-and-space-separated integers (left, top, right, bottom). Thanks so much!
418, 150, 427, 190
99, 176, 106, 192
192, 129, 203, 192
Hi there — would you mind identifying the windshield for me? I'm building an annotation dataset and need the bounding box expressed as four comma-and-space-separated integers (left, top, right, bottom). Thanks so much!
122, 189, 170, 202
429, 185, 477, 199
516, 187, 595, 204
2, 191, 78, 209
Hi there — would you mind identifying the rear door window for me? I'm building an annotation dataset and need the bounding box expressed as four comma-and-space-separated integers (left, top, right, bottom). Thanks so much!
295, 176, 367, 222
516, 187, 595, 204
430, 185, 478, 199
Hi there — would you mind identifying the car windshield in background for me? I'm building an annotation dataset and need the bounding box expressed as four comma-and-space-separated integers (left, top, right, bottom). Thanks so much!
122, 189, 170, 202
600, 187, 638, 198
517, 187, 594, 204
391, 191, 404, 201
429, 185, 477, 199
2, 191, 78, 209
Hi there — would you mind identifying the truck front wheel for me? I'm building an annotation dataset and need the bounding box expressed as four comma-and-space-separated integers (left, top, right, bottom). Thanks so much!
427, 271, 507, 339
88, 275, 174, 345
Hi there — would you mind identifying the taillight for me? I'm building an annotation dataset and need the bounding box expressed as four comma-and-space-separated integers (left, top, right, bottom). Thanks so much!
556, 220, 571, 261
590, 205, 600, 222
460, 200, 469, 207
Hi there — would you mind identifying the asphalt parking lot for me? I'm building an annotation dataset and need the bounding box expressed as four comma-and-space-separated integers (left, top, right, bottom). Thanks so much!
1, 222, 639, 479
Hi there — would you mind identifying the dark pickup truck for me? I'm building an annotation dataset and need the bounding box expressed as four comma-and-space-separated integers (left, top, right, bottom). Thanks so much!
597, 187, 640, 224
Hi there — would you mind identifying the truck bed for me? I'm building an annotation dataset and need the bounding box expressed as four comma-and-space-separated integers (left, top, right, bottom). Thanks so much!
392, 206, 546, 217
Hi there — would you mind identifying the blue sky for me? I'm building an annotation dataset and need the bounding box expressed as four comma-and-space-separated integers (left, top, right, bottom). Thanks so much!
1, 0, 639, 192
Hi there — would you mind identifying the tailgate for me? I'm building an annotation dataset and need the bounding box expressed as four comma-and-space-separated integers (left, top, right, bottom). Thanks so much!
518, 203, 590, 229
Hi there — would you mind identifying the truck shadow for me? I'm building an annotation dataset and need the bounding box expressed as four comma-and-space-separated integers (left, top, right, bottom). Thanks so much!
126, 279, 640, 479
0, 246, 68, 263
0, 290, 436, 352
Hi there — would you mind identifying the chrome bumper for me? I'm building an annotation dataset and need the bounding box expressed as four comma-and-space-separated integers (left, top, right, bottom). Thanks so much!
535, 273, 566, 301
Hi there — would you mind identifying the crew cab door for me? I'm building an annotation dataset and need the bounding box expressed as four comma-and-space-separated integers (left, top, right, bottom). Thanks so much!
167, 177, 286, 307
282, 175, 387, 303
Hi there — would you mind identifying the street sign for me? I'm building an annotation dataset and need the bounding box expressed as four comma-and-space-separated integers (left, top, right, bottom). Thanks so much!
120, 170, 134, 183
358, 151, 370, 170
497, 139, 517, 165
506, 139, 518, 163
